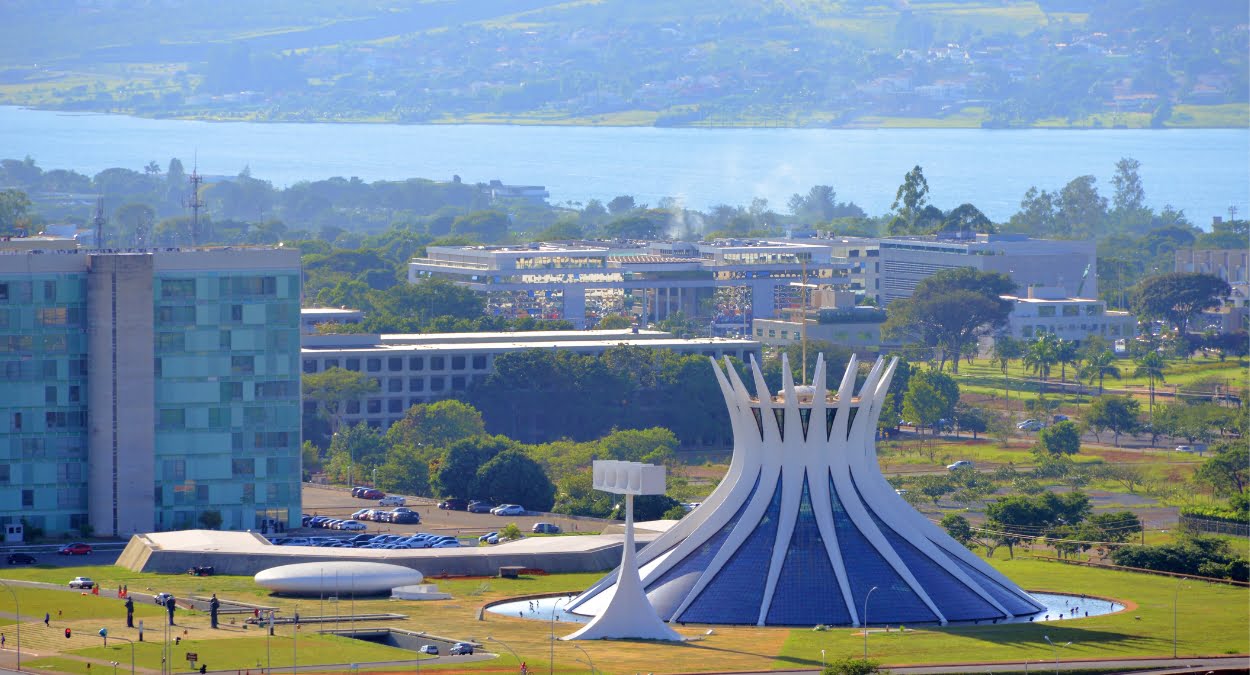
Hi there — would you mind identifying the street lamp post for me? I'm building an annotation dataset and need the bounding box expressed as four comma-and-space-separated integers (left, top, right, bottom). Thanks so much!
486, 636, 522, 669
549, 597, 568, 675
1043, 635, 1070, 675
107, 635, 136, 675
1173, 578, 1182, 658
862, 586, 879, 660
292, 603, 298, 675
571, 644, 596, 675
0, 579, 21, 671
821, 649, 826, 670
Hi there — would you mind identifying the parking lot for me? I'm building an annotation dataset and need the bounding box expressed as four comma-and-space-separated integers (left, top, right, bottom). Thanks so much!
298, 484, 606, 541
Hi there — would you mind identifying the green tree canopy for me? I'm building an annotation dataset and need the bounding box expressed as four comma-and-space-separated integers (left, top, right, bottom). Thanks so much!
474, 449, 556, 511
302, 367, 380, 438
431, 434, 515, 499
1036, 420, 1081, 456
1196, 442, 1249, 496
1084, 395, 1141, 446
883, 268, 1016, 373
1133, 272, 1232, 334
385, 399, 486, 453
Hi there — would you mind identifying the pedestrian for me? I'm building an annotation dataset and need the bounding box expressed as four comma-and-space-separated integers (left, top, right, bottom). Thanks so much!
2, 632, 6, 649
125, 596, 135, 628
44, 612, 49, 627
209, 594, 220, 629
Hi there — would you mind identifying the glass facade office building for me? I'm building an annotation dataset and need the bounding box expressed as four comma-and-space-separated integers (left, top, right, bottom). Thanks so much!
0, 247, 301, 538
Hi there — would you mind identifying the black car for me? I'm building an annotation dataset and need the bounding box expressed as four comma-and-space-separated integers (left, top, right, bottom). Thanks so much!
467, 501, 494, 513
438, 498, 468, 511
6, 553, 36, 565
391, 511, 421, 524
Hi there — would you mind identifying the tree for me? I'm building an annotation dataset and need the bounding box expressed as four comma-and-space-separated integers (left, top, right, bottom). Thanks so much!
992, 336, 1024, 406
1085, 395, 1141, 446
940, 513, 974, 547
1023, 333, 1061, 394
324, 423, 386, 485
890, 165, 930, 231
903, 379, 945, 435
376, 444, 431, 496
1079, 350, 1121, 395
115, 202, 156, 246
1009, 186, 1058, 236
1087, 511, 1143, 543
198, 510, 223, 530
940, 203, 994, 236
1196, 442, 1249, 496
914, 474, 954, 505
431, 435, 515, 499
474, 449, 556, 511
1037, 420, 1081, 456
606, 195, 636, 215
882, 268, 1016, 373
0, 188, 32, 235
385, 400, 486, 452
597, 314, 633, 329
1132, 351, 1167, 420
302, 367, 380, 437
1055, 337, 1080, 385
954, 404, 988, 439
823, 657, 883, 675
1111, 157, 1151, 230
450, 210, 509, 243
1056, 175, 1108, 239
1133, 273, 1232, 335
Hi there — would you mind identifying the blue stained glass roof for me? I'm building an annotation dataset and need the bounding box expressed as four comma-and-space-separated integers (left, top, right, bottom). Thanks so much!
945, 551, 1043, 615
680, 474, 783, 624
765, 474, 853, 626
851, 474, 1000, 621
827, 472, 938, 624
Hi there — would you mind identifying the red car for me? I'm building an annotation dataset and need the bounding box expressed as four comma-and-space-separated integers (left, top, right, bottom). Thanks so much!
359, 488, 384, 500
58, 543, 92, 556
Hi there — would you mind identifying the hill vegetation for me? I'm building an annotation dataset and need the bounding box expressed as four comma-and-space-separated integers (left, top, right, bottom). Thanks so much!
0, 0, 1245, 128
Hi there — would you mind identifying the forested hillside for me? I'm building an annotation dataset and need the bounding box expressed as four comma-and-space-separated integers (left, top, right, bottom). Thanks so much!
0, 0, 1244, 127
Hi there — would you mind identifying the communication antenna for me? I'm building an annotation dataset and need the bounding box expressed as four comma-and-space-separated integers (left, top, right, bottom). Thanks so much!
184, 155, 205, 246
92, 197, 106, 248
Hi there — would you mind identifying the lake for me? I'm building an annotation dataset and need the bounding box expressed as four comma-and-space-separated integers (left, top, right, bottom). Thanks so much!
2, 106, 1247, 224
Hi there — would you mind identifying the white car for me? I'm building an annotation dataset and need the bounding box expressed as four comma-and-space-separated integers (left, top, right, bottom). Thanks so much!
339, 520, 367, 531
378, 495, 406, 506
68, 576, 95, 589
154, 592, 174, 605
1017, 420, 1045, 431
946, 460, 974, 471
1175, 445, 1194, 453
492, 504, 525, 516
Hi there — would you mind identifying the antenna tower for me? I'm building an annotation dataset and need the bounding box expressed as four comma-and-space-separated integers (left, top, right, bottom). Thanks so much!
92, 197, 106, 248
184, 161, 205, 246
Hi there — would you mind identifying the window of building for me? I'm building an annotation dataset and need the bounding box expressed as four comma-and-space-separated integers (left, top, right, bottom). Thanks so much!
451, 356, 466, 370
1085, 304, 1100, 315
231, 355, 254, 375
409, 378, 425, 392
68, 386, 80, 403
409, 356, 424, 370
231, 304, 243, 321
21, 490, 33, 507
324, 359, 339, 370
388, 399, 403, 413
161, 279, 196, 299
367, 399, 382, 414
303, 360, 318, 374
345, 358, 360, 371
0, 464, 8, 483
452, 376, 466, 389
11, 412, 20, 432
346, 400, 360, 414
768, 330, 776, 337
0, 283, 7, 301
220, 330, 232, 349
366, 358, 381, 372
45, 386, 56, 404
388, 378, 403, 393
158, 408, 186, 430
1022, 325, 1034, 337
430, 356, 445, 370
388, 357, 403, 372
1038, 306, 1056, 317
430, 376, 445, 392
472, 355, 487, 369
1062, 305, 1079, 317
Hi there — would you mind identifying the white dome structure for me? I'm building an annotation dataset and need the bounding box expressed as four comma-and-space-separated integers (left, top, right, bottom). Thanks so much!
255, 561, 423, 596
567, 354, 1044, 626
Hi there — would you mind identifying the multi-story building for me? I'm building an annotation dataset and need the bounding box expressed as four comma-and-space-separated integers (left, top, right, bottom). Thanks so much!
751, 288, 886, 353
407, 240, 851, 329
0, 244, 302, 538
300, 328, 760, 430
877, 233, 1096, 305
1175, 248, 1248, 333
998, 286, 1136, 345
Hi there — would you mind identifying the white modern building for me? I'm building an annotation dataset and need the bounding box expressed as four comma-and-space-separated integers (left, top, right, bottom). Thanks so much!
998, 286, 1137, 345
878, 233, 1096, 305
407, 240, 851, 329
567, 354, 1045, 626
301, 328, 760, 430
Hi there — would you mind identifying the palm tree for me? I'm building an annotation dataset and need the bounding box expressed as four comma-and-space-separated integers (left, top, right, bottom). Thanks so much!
992, 336, 1024, 408
1056, 338, 1080, 386
1079, 350, 1121, 395
1133, 351, 1167, 420
1023, 333, 1060, 395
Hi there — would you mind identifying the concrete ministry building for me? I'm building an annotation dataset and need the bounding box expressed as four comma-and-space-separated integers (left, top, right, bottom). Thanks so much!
569, 354, 1044, 626
0, 245, 302, 538
998, 286, 1137, 345
301, 328, 760, 430
408, 240, 851, 329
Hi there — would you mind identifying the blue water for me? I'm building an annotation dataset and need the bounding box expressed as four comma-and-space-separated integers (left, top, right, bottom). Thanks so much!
487, 592, 1124, 626
1, 106, 1246, 223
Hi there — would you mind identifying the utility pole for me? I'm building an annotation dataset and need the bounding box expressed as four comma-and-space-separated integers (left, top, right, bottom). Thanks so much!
184, 161, 204, 246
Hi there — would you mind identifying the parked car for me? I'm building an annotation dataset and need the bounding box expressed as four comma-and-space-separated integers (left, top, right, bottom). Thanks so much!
359, 488, 384, 500
1017, 420, 1045, 431
438, 498, 468, 511
680, 502, 702, 512
58, 542, 92, 556
492, 504, 525, 516
68, 576, 95, 589
418, 645, 439, 655
467, 500, 494, 513
531, 522, 561, 534
154, 592, 174, 605
378, 495, 406, 506
478, 531, 499, 544
391, 511, 421, 524
351, 508, 371, 519
1175, 445, 1194, 453
340, 520, 367, 531
6, 553, 36, 565
449, 642, 474, 655
946, 460, 974, 471
351, 487, 368, 497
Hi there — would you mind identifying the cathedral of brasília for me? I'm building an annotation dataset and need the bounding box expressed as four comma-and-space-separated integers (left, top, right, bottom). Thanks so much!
566, 353, 1045, 626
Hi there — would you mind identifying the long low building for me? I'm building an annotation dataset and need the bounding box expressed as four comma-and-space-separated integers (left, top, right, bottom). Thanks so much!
301, 328, 760, 430
118, 528, 664, 576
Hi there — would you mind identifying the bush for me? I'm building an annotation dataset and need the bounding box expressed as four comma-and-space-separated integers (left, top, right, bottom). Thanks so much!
823, 657, 885, 675
1110, 535, 1249, 581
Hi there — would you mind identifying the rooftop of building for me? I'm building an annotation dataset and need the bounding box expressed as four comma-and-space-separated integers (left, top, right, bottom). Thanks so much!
301, 329, 760, 353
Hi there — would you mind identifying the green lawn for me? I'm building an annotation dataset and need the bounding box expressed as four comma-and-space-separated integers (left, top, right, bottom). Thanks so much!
64, 633, 424, 672
0, 584, 165, 621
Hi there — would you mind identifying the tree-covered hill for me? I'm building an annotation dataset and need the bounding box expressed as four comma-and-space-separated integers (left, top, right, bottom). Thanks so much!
0, 0, 1246, 127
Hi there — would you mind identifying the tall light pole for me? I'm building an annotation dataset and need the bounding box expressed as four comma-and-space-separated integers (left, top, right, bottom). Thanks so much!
0, 579, 20, 671
1043, 635, 1070, 675
821, 649, 826, 670
550, 596, 568, 675
292, 603, 298, 675
486, 636, 522, 669
107, 634, 135, 675
1173, 578, 1182, 658
862, 586, 879, 660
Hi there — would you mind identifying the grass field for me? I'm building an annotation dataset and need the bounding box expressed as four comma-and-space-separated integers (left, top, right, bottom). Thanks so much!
3, 558, 1245, 674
